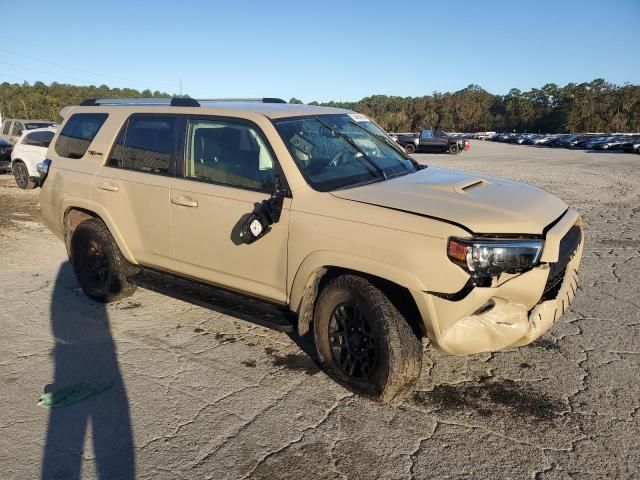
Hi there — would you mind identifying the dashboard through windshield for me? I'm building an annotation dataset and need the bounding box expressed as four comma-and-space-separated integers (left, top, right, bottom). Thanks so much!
274, 114, 418, 191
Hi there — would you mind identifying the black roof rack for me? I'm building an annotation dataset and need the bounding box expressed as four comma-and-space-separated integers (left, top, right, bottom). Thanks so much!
197, 98, 287, 104
79, 97, 287, 107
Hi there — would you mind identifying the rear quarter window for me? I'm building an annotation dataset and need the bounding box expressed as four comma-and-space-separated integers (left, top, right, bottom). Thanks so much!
54, 113, 108, 159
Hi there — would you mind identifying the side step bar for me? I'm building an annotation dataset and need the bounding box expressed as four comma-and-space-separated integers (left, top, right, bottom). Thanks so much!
128, 268, 296, 333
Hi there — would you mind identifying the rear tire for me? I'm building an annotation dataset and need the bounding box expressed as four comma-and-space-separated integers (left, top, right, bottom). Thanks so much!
13, 161, 36, 189
70, 218, 138, 303
448, 143, 459, 154
313, 275, 422, 403
404, 143, 416, 154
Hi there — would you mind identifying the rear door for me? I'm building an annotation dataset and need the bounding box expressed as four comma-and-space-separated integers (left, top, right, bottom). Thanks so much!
434, 130, 449, 150
170, 116, 290, 303
91, 114, 177, 271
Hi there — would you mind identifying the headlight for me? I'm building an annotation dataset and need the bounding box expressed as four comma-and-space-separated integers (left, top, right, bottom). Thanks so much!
36, 159, 52, 186
447, 237, 544, 279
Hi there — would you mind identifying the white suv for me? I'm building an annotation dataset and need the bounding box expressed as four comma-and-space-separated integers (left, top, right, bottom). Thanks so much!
11, 127, 57, 189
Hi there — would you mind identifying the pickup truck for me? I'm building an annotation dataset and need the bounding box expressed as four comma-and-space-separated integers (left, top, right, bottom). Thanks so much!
394, 129, 463, 154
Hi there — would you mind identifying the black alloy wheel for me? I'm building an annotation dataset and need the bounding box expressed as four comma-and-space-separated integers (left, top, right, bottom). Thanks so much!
313, 275, 422, 403
71, 218, 137, 303
328, 301, 377, 380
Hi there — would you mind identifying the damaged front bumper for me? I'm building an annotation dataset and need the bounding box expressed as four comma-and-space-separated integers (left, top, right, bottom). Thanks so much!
414, 209, 584, 355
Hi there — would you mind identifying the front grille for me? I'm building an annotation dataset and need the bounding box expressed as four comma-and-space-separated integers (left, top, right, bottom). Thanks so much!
541, 267, 566, 301
540, 225, 582, 302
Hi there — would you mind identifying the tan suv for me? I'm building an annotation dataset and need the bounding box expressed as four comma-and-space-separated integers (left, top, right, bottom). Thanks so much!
39, 97, 584, 402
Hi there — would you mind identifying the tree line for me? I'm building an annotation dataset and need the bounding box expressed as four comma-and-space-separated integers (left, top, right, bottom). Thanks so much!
1, 78, 638, 133
0, 81, 170, 122
297, 79, 640, 133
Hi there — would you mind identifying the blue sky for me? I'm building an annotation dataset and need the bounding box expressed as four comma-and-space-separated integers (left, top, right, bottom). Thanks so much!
1, 0, 638, 102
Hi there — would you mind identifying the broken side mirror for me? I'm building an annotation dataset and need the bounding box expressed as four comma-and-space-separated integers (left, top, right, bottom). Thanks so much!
235, 176, 287, 245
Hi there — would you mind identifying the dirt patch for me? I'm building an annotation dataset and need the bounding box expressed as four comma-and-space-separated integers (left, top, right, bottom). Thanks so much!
530, 338, 560, 351
0, 177, 42, 229
119, 302, 142, 310
264, 348, 319, 375
214, 333, 237, 344
412, 378, 564, 420
241, 360, 257, 368
600, 238, 640, 248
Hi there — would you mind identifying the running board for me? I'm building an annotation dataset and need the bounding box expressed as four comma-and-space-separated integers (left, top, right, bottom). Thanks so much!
128, 268, 296, 333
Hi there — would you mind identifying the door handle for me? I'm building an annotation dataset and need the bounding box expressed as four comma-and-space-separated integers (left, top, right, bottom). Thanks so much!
171, 195, 198, 208
96, 182, 119, 192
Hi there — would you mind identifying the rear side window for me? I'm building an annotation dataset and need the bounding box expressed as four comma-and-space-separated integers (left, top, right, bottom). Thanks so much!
107, 115, 176, 175
2, 121, 10, 135
54, 113, 108, 159
23, 131, 55, 147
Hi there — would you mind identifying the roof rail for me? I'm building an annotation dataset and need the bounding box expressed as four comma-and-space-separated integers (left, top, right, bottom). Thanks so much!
80, 97, 200, 107
78, 97, 287, 107
197, 98, 287, 104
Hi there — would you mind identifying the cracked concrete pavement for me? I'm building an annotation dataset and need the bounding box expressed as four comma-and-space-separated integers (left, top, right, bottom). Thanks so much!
0, 141, 638, 479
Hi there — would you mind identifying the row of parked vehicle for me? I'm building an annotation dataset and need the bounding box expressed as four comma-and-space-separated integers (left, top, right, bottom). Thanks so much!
389, 129, 470, 154
0, 118, 58, 189
481, 132, 640, 153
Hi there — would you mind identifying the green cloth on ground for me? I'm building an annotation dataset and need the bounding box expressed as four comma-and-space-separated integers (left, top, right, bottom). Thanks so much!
38, 381, 114, 408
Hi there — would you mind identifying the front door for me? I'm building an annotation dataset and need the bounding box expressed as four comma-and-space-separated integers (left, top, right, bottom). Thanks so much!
170, 117, 290, 303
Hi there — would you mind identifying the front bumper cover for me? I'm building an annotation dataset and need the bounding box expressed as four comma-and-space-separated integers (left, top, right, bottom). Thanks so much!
414, 210, 584, 354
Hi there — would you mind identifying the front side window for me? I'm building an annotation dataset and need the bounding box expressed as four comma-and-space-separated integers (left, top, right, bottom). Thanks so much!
108, 115, 176, 174
23, 131, 55, 147
184, 119, 275, 191
275, 114, 417, 191
55, 113, 108, 159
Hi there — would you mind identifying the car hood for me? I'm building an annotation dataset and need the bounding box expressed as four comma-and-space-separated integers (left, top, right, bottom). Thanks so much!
331, 167, 567, 234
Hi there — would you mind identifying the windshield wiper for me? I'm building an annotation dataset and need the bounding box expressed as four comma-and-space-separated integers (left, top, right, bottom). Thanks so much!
315, 117, 387, 179
348, 120, 420, 169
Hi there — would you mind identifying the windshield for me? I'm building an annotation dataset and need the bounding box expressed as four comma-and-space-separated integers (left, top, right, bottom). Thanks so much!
275, 114, 418, 191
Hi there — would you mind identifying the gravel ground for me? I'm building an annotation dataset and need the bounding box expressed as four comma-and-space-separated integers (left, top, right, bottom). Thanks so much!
0, 141, 638, 479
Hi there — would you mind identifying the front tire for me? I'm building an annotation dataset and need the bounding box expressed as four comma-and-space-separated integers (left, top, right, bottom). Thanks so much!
13, 161, 36, 189
404, 143, 416, 154
313, 275, 422, 403
448, 143, 459, 154
70, 218, 138, 303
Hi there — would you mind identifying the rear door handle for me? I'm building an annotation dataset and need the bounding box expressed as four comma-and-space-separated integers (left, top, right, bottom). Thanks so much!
171, 195, 198, 208
96, 182, 119, 192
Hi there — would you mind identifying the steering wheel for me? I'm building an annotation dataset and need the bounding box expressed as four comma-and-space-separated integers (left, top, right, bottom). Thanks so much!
329, 151, 352, 168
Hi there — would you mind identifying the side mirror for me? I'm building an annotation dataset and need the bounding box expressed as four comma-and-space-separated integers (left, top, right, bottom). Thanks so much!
236, 176, 287, 245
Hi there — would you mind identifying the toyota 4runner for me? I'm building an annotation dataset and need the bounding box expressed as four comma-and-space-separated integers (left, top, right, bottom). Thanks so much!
39, 98, 583, 402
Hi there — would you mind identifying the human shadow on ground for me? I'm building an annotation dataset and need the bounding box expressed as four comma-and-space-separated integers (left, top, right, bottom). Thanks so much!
41, 262, 134, 479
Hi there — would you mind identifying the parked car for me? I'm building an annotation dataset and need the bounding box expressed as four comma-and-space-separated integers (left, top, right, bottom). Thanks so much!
1, 119, 58, 145
0, 138, 13, 173
39, 97, 584, 402
593, 136, 632, 150
10, 127, 57, 189
620, 139, 640, 154
396, 129, 463, 154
